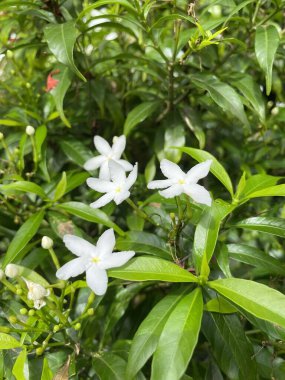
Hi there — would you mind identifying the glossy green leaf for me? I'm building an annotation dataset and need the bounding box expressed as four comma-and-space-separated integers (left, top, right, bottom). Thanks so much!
78, 0, 137, 21
180, 147, 234, 197
50, 67, 73, 128
116, 231, 170, 259
227, 243, 285, 275
53, 171, 67, 201
127, 289, 188, 379
191, 74, 248, 126
12, 349, 27, 380
0, 119, 25, 127
209, 278, 285, 328
0, 333, 21, 349
56, 201, 124, 236
163, 115, 185, 163
234, 216, 285, 237
193, 200, 232, 273
41, 358, 53, 380
144, 156, 156, 183
65, 171, 89, 194
255, 25, 280, 95
34, 125, 47, 161
0, 181, 47, 199
239, 174, 281, 199
204, 297, 237, 314
60, 139, 93, 166
3, 210, 45, 267
109, 256, 198, 283
124, 101, 161, 136
44, 21, 86, 81
151, 288, 203, 380
247, 184, 285, 199
93, 353, 127, 380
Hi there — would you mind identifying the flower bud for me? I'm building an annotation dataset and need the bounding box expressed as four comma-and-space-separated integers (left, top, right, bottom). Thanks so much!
41, 236, 53, 250
25, 125, 35, 136
87, 308, 94, 316
6, 50, 13, 59
28, 309, 35, 316
5, 264, 19, 278
53, 325, 60, 333
25, 82, 31, 89
74, 323, 81, 330
20, 308, 28, 315
0, 132, 4, 141
16, 288, 23, 295
0, 269, 5, 280
36, 347, 44, 356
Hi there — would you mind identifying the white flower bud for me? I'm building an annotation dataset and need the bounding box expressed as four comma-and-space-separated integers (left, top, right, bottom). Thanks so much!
0, 269, 5, 280
0, 132, 4, 141
41, 236, 54, 250
24, 279, 50, 302
25, 125, 35, 136
5, 264, 19, 278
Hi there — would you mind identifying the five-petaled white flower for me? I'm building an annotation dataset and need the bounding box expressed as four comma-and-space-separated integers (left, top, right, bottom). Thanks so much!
24, 279, 50, 310
56, 229, 135, 296
86, 160, 138, 209
84, 135, 133, 180
147, 159, 212, 206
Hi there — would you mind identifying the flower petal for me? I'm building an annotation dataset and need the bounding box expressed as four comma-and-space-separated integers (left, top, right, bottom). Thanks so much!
114, 190, 130, 205
159, 184, 183, 198
96, 228, 115, 257
84, 156, 105, 171
86, 178, 115, 193
86, 266, 108, 295
63, 235, 97, 257
184, 183, 212, 206
56, 257, 88, 280
147, 179, 174, 189
109, 160, 126, 183
117, 159, 133, 171
90, 192, 114, 208
94, 135, 111, 156
186, 160, 212, 184
101, 251, 135, 269
125, 163, 138, 189
99, 160, 111, 180
160, 159, 185, 179
112, 135, 126, 158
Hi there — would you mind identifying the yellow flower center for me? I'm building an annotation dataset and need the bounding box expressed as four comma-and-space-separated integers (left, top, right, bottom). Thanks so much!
115, 186, 121, 193
92, 257, 101, 263
178, 179, 185, 184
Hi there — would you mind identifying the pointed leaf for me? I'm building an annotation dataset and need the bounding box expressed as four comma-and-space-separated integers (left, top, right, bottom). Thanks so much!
124, 101, 161, 136
93, 353, 127, 380
0, 181, 47, 199
53, 172, 67, 201
0, 333, 21, 349
12, 349, 27, 380
234, 216, 285, 237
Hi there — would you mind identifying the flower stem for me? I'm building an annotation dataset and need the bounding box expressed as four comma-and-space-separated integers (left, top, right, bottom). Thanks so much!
126, 198, 159, 227
48, 247, 61, 270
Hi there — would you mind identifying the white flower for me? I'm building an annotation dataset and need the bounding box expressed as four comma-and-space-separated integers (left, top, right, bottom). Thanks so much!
41, 236, 53, 250
84, 135, 133, 180
24, 279, 50, 310
147, 159, 212, 206
56, 229, 135, 296
86, 160, 138, 209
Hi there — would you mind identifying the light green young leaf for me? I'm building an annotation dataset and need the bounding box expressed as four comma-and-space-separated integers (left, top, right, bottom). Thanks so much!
145, 155, 156, 183
56, 201, 124, 236
41, 358, 53, 380
3, 210, 45, 267
127, 289, 188, 379
209, 278, 285, 329
151, 288, 203, 380
12, 349, 27, 380
234, 216, 285, 237
44, 21, 86, 81
247, 184, 285, 199
0, 333, 21, 349
50, 67, 73, 128
109, 256, 198, 283
53, 171, 67, 201
239, 173, 281, 199
124, 101, 161, 136
179, 147, 234, 197
34, 125, 47, 161
204, 297, 237, 314
255, 25, 280, 95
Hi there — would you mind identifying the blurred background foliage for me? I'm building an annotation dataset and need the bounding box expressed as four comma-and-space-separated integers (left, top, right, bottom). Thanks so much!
0, 0, 285, 379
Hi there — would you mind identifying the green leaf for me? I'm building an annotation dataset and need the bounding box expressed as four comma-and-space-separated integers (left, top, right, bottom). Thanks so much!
53, 171, 67, 201
246, 184, 285, 199
0, 181, 47, 199
77, 0, 136, 21
127, 289, 188, 379
193, 200, 232, 273
124, 101, 161, 136
44, 21, 86, 81
116, 231, 171, 259
163, 115, 185, 163
227, 243, 285, 276
180, 147, 234, 197
5, 263, 49, 287
3, 210, 45, 267
144, 156, 156, 183
202, 313, 256, 379
65, 171, 89, 194
191, 74, 248, 126
209, 278, 285, 329
34, 125, 47, 161
151, 288, 203, 380
204, 297, 237, 314
255, 25, 280, 95
231, 74, 265, 121
56, 201, 124, 236
0, 333, 21, 349
0, 119, 25, 127
50, 67, 73, 128
109, 256, 198, 283
12, 349, 27, 380
93, 353, 127, 380
60, 139, 93, 166
239, 174, 281, 199
41, 358, 53, 380
234, 216, 285, 237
